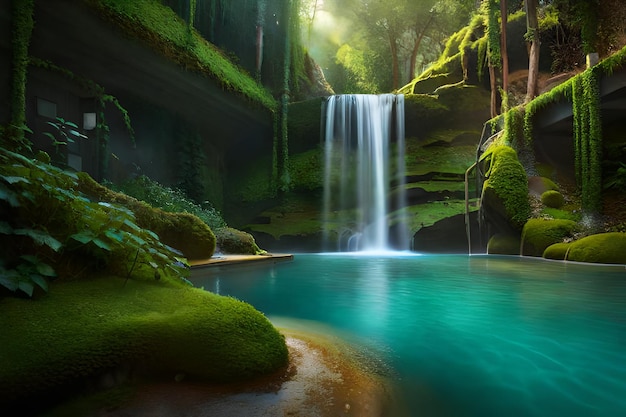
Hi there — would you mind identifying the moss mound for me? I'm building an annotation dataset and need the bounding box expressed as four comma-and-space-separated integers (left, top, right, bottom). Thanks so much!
487, 233, 521, 255
78, 173, 216, 260
566, 232, 626, 264
216, 227, 265, 255
543, 242, 572, 260
0, 277, 288, 409
521, 218, 578, 257
541, 190, 565, 208
481, 145, 531, 230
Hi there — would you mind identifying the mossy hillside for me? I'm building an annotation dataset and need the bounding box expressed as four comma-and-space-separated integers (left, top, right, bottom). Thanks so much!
84, 0, 276, 111
78, 174, 216, 260
405, 135, 478, 176
0, 277, 288, 407
404, 199, 479, 236
565, 232, 626, 264
481, 145, 531, 230
521, 218, 579, 257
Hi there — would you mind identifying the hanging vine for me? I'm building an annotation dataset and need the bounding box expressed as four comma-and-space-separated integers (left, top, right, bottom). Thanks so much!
6, 0, 35, 152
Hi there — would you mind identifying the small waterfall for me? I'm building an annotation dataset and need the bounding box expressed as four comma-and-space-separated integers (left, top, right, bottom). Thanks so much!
322, 94, 408, 252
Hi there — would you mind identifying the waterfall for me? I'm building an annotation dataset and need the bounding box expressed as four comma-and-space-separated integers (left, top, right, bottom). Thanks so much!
322, 94, 408, 252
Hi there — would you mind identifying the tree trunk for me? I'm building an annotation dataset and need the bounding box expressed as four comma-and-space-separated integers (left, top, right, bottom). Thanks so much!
525, 0, 539, 103
489, 64, 498, 118
500, 0, 509, 96
255, 0, 267, 80
389, 31, 400, 90
409, 14, 434, 80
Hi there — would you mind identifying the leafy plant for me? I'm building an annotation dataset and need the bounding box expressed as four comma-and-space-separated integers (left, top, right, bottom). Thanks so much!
0, 147, 189, 297
106, 175, 226, 231
43, 117, 87, 150
604, 162, 626, 192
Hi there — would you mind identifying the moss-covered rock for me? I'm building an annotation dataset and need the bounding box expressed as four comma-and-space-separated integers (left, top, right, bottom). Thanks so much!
216, 227, 265, 255
0, 277, 288, 411
78, 173, 216, 260
566, 232, 626, 264
528, 176, 559, 197
487, 233, 521, 255
541, 190, 565, 208
543, 242, 572, 260
481, 145, 531, 231
521, 218, 578, 257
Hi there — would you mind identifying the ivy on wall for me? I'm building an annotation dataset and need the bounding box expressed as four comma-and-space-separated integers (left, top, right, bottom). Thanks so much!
28, 57, 135, 179
572, 66, 602, 212
6, 0, 35, 151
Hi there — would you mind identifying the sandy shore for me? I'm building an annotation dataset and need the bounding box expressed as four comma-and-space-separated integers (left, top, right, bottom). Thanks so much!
91, 327, 403, 417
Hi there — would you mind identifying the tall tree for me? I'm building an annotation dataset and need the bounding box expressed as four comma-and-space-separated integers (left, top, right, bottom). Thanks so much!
525, 0, 539, 103
500, 0, 509, 96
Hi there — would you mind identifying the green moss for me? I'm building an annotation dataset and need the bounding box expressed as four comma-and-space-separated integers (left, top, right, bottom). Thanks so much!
405, 136, 477, 176
566, 232, 626, 264
85, 0, 276, 111
541, 190, 565, 208
404, 199, 479, 236
543, 242, 571, 260
78, 173, 216, 260
541, 207, 581, 222
0, 277, 288, 406
481, 145, 531, 229
521, 218, 578, 257
487, 233, 521, 255
288, 148, 323, 191
215, 227, 265, 255
6, 0, 35, 151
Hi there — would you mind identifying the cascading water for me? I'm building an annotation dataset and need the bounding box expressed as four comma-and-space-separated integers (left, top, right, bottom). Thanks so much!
322, 94, 408, 252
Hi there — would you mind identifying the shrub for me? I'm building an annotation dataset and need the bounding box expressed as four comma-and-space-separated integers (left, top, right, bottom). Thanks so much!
216, 227, 265, 255
541, 190, 565, 208
566, 232, 626, 264
521, 218, 578, 257
78, 174, 216, 260
0, 148, 189, 297
543, 242, 571, 260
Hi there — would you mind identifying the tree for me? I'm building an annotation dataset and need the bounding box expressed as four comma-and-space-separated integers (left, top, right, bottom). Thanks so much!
525, 0, 539, 103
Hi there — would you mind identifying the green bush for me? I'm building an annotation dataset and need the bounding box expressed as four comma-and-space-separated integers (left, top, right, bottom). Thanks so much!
541, 190, 565, 208
543, 242, 572, 260
566, 232, 626, 264
107, 175, 226, 231
521, 218, 578, 257
0, 148, 188, 296
216, 227, 265, 255
79, 174, 216, 260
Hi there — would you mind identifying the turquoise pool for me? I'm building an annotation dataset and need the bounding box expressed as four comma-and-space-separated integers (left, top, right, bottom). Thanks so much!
192, 254, 626, 417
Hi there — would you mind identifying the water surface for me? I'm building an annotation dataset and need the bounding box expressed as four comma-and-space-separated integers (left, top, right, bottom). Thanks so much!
192, 254, 626, 417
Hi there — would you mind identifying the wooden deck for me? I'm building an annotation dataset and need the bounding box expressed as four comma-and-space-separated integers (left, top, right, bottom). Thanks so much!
189, 253, 294, 269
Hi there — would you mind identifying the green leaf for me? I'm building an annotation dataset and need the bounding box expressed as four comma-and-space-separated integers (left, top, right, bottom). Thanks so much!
104, 229, 124, 243
92, 238, 111, 251
127, 233, 146, 246
0, 221, 13, 234
0, 174, 30, 185
64, 121, 79, 129
30, 274, 49, 292
0, 270, 19, 292
35, 263, 56, 277
123, 218, 141, 232
0, 184, 20, 207
18, 279, 34, 297
67, 129, 87, 139
14, 229, 63, 252
71, 231, 95, 244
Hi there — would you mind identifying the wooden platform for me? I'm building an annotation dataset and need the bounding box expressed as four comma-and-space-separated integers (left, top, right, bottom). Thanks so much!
189, 253, 294, 269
